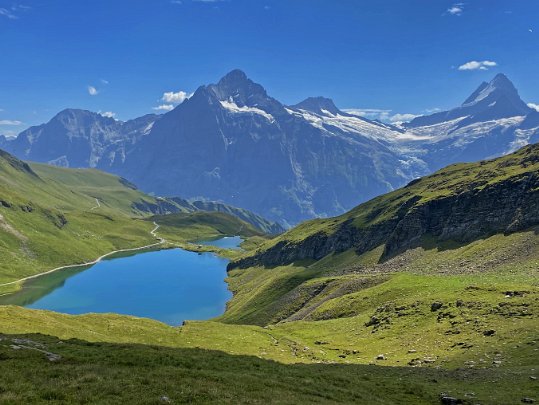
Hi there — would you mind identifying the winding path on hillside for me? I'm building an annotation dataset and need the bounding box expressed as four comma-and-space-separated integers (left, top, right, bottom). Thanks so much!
90, 198, 101, 211
0, 222, 165, 290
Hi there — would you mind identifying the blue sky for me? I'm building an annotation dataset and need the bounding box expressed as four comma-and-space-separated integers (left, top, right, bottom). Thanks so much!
1, 0, 538, 136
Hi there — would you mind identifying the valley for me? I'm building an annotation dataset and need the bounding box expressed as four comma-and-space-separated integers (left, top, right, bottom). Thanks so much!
2, 2, 539, 403
0, 144, 537, 404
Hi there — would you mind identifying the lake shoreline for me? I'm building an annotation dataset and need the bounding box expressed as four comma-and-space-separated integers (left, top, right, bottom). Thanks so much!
0, 223, 165, 295
0, 238, 237, 325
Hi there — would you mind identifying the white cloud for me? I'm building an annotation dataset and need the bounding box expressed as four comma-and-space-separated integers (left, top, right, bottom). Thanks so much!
170, 0, 182, 4
153, 90, 193, 112
390, 113, 421, 123
153, 104, 175, 112
458, 60, 497, 71
528, 103, 539, 112
1, 130, 18, 138
100, 79, 109, 85
0, 120, 23, 125
344, 108, 392, 121
162, 90, 192, 103
99, 111, 116, 119
87, 86, 99, 96
447, 4, 463, 15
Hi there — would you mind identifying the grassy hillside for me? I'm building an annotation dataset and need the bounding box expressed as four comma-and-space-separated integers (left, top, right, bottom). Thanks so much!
4, 333, 533, 405
0, 153, 158, 293
0, 307, 536, 404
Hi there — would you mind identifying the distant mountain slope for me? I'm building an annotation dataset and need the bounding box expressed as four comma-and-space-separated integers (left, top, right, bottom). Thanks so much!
231, 143, 539, 269
118, 70, 418, 224
4, 109, 159, 169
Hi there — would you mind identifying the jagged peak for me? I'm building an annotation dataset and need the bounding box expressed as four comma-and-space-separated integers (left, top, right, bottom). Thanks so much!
209, 69, 268, 103
48, 108, 118, 126
461, 73, 524, 108
292, 97, 341, 115
218, 69, 249, 85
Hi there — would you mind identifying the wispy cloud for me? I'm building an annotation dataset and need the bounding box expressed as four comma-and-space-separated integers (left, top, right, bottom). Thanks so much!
0, 8, 17, 19
99, 111, 117, 119
0, 119, 23, 125
344, 108, 391, 121
87, 86, 99, 96
447, 3, 464, 15
343, 109, 421, 123
390, 113, 421, 123
153, 104, 175, 112
458, 60, 497, 71
528, 103, 539, 112
0, 4, 30, 19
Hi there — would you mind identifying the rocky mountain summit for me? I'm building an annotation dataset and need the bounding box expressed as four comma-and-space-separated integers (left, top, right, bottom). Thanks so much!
5, 109, 159, 168
404, 73, 538, 171
115, 69, 416, 225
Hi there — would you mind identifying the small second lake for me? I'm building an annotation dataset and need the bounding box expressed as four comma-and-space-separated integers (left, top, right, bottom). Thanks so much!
0, 237, 239, 326
197, 235, 243, 249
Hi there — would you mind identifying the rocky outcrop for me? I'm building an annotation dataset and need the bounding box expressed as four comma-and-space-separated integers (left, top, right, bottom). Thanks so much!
383, 171, 539, 257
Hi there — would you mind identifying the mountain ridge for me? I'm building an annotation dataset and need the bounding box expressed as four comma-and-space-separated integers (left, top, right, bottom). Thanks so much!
3, 70, 539, 224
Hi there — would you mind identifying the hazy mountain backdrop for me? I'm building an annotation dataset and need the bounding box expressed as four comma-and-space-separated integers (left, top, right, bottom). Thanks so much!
4, 71, 538, 225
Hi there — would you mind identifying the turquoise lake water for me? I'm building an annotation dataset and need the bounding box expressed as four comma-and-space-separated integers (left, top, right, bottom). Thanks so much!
0, 237, 239, 326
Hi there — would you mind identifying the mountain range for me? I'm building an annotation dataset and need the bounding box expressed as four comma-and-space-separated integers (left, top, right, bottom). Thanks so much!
3, 71, 538, 225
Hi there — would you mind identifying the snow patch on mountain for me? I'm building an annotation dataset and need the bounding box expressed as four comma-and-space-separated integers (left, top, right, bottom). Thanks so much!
220, 100, 275, 122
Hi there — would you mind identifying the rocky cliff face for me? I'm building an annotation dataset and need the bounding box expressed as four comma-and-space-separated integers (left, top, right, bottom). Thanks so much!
382, 170, 539, 257
117, 70, 413, 225
230, 144, 539, 269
